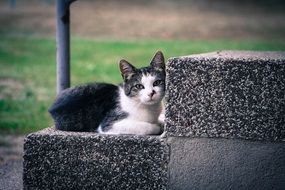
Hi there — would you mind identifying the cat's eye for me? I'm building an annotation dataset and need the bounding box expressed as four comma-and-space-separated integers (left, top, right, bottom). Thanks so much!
135, 84, 144, 89
153, 80, 164, 86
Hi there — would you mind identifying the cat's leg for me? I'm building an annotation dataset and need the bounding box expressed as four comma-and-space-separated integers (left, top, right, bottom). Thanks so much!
156, 103, 165, 137
158, 103, 165, 125
158, 113, 165, 125
100, 119, 162, 135
157, 113, 167, 137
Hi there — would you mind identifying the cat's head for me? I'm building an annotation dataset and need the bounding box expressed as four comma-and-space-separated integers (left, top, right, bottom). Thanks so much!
119, 51, 165, 105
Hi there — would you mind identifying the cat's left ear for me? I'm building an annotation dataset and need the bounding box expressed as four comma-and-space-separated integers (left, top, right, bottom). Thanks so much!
119, 59, 136, 80
150, 51, 165, 70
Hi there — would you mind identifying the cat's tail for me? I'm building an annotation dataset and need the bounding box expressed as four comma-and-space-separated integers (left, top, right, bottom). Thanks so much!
48, 83, 118, 132
48, 105, 87, 132
48, 89, 85, 131
48, 86, 99, 131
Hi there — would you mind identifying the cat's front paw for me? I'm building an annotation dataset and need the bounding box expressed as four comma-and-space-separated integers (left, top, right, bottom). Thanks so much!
150, 123, 164, 135
158, 113, 165, 126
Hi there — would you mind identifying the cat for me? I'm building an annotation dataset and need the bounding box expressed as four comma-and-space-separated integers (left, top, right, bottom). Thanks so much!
48, 51, 166, 135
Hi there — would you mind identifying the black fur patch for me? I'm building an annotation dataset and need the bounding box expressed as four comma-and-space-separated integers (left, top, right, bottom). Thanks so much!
49, 83, 126, 132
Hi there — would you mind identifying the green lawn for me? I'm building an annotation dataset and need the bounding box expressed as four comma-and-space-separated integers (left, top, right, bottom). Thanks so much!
1, 37, 285, 134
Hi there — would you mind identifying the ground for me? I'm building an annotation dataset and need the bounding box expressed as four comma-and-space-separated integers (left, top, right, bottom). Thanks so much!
0, 135, 23, 190
0, 0, 284, 40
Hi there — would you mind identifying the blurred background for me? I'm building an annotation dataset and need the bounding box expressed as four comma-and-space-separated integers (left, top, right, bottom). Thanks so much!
0, 0, 285, 180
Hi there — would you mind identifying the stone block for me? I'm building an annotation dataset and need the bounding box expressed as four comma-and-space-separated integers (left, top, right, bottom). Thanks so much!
23, 128, 169, 190
168, 137, 285, 190
166, 51, 285, 141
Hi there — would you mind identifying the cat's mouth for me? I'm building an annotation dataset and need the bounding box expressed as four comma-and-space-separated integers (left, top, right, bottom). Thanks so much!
141, 97, 161, 105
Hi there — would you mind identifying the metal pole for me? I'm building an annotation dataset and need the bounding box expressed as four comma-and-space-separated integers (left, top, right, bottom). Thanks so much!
9, 0, 16, 9
56, 0, 76, 94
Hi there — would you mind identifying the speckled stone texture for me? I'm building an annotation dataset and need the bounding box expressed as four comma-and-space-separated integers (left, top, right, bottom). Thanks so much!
166, 51, 285, 141
23, 128, 169, 190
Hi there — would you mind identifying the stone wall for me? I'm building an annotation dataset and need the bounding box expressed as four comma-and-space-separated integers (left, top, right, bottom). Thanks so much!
166, 51, 285, 190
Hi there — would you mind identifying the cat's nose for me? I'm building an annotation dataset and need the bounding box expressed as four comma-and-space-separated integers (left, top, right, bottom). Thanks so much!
148, 90, 156, 98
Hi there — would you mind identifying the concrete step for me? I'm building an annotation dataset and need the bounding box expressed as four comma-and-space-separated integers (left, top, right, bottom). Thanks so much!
23, 128, 169, 189
168, 137, 285, 190
24, 51, 285, 189
165, 50, 285, 190
166, 51, 285, 141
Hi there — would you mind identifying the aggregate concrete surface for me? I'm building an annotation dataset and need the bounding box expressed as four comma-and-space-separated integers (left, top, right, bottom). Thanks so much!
23, 128, 169, 190
166, 51, 285, 141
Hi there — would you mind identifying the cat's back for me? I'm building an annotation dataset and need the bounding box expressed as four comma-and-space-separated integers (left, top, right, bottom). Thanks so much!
49, 83, 119, 131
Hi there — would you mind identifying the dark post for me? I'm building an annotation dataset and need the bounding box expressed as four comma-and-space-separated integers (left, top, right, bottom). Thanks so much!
56, 0, 77, 94
9, 0, 16, 9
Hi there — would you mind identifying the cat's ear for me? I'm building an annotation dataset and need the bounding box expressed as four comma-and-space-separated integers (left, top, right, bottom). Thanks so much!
119, 59, 136, 80
150, 51, 165, 70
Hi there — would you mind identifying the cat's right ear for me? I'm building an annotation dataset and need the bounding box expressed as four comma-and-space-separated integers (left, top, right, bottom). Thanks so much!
150, 51, 165, 71
119, 59, 136, 80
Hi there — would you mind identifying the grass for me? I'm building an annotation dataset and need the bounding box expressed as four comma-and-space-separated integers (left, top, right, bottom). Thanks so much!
1, 36, 285, 134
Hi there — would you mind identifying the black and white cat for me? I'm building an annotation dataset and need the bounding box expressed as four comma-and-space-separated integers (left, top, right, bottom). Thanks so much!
49, 51, 166, 135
